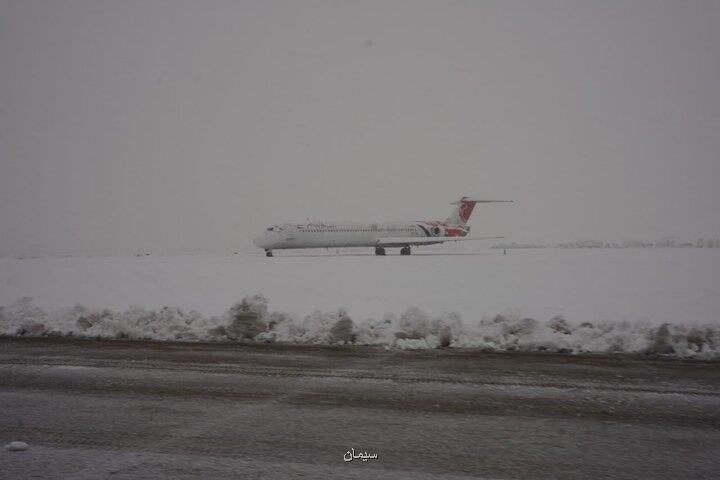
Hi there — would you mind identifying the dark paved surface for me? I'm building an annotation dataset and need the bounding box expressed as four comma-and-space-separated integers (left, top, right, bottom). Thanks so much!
1, 337, 719, 479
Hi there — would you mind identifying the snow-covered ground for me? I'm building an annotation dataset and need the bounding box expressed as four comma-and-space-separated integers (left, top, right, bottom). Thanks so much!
1, 248, 719, 356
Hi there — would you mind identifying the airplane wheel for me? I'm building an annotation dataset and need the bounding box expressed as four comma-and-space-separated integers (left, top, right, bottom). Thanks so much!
400, 246, 411, 255
375, 247, 385, 256
265, 250, 273, 257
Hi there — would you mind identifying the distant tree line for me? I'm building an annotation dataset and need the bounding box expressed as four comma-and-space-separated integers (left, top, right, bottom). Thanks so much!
492, 238, 720, 249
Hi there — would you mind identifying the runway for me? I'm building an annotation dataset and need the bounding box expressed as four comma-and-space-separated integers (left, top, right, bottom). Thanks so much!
1, 338, 719, 479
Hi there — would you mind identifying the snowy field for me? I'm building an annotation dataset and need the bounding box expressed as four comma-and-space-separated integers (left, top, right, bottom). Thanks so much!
1, 247, 719, 356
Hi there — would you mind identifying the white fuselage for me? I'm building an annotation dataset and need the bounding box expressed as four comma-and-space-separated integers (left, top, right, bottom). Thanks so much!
253, 221, 462, 251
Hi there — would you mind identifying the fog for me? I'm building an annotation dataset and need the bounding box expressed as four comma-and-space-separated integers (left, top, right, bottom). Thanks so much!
1, 0, 718, 256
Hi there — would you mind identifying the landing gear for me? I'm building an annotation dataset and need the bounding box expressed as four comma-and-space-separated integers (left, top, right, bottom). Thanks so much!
265, 250, 273, 257
400, 246, 411, 255
374, 246, 386, 256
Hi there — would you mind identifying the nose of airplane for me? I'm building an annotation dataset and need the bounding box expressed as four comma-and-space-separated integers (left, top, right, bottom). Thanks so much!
253, 235, 265, 248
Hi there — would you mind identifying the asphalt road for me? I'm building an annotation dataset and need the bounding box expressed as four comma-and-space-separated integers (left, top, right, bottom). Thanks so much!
1, 338, 719, 479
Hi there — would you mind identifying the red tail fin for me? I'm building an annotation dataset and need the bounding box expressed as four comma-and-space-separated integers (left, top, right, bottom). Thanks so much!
447, 197, 476, 225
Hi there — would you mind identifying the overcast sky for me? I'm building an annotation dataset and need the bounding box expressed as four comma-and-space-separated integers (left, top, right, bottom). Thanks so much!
1, 0, 718, 255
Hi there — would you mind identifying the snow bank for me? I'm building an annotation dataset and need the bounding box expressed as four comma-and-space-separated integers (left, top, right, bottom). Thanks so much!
1, 296, 718, 359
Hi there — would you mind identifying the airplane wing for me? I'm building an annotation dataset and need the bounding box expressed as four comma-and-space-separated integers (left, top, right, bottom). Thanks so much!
376, 236, 504, 247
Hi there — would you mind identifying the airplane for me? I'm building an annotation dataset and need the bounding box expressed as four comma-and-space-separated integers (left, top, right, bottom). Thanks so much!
253, 196, 512, 257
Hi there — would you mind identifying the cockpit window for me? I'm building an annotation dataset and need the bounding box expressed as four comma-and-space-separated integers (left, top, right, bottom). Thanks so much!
266, 227, 274, 231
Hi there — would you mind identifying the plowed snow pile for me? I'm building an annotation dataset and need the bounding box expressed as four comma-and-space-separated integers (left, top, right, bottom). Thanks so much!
1, 295, 717, 358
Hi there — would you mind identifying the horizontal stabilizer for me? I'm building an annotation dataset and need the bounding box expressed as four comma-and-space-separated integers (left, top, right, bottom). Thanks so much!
450, 199, 513, 205
377, 236, 504, 247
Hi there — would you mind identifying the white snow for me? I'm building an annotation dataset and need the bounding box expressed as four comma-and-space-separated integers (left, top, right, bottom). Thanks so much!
4, 441, 29, 452
1, 248, 719, 357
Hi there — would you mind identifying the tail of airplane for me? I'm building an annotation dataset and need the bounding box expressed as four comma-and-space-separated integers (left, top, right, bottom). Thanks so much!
446, 197, 513, 226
